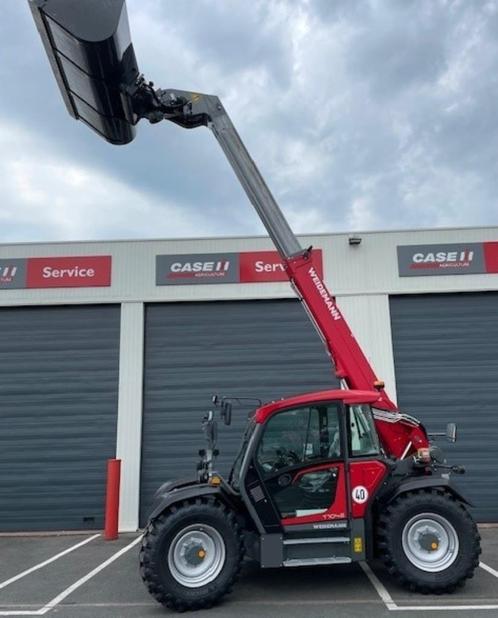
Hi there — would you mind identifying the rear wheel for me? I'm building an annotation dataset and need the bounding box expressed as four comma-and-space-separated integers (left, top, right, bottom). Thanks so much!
140, 498, 244, 611
376, 489, 481, 593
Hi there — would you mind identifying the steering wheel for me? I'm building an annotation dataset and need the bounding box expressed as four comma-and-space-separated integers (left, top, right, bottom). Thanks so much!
277, 447, 300, 464
260, 447, 300, 473
264, 447, 300, 472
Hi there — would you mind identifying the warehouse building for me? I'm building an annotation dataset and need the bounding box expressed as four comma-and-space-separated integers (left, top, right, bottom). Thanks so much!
0, 225, 497, 532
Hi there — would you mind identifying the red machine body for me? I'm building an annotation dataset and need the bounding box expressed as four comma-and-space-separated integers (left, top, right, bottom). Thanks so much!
282, 251, 429, 458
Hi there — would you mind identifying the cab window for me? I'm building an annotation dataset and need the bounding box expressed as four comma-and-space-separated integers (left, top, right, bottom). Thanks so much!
348, 404, 380, 457
256, 404, 341, 477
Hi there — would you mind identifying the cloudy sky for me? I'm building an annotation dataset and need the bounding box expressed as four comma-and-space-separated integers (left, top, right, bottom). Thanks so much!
1, 0, 497, 243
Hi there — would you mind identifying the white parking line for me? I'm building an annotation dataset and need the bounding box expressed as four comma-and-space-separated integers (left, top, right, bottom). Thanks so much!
37, 534, 143, 615
359, 562, 397, 610
480, 561, 498, 578
0, 535, 141, 617
0, 610, 41, 616
360, 561, 498, 612
0, 534, 100, 591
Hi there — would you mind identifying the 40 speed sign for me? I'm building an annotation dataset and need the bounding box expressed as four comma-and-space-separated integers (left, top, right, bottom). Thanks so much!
352, 486, 369, 504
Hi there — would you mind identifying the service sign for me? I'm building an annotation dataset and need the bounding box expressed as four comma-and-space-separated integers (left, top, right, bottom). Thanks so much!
240, 249, 323, 282
397, 242, 498, 277
0, 256, 112, 289
156, 250, 323, 285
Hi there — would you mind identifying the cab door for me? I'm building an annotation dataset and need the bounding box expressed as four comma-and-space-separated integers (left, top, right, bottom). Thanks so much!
254, 402, 348, 525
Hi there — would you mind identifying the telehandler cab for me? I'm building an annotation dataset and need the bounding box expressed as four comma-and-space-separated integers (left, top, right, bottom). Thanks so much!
29, 0, 481, 611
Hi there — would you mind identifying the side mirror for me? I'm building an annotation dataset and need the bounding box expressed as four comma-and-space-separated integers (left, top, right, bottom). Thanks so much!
212, 395, 219, 405
29, 0, 139, 144
446, 423, 457, 443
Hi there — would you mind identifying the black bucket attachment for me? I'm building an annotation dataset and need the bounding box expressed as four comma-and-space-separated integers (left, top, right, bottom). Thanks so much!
29, 0, 139, 145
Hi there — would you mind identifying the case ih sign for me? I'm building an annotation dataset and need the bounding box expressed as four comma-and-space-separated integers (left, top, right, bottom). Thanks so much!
156, 250, 323, 285
397, 242, 498, 277
0, 256, 112, 289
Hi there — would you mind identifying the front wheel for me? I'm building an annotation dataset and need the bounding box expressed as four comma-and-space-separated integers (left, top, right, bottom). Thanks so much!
376, 489, 481, 593
140, 498, 244, 611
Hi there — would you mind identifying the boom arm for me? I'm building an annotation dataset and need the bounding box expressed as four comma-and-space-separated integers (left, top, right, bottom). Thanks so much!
138, 88, 397, 410
27, 0, 428, 456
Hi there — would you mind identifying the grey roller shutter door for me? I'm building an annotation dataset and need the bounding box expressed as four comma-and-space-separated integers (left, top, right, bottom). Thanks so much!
140, 300, 336, 525
0, 305, 120, 531
390, 292, 498, 522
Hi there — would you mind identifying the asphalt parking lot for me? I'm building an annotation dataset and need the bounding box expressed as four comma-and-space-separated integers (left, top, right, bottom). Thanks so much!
0, 528, 497, 618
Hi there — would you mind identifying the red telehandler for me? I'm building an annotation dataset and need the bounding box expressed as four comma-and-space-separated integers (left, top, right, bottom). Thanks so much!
30, 0, 481, 611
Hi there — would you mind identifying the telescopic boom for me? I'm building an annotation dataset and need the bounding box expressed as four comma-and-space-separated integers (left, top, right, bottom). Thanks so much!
141, 89, 398, 410
29, 0, 431, 457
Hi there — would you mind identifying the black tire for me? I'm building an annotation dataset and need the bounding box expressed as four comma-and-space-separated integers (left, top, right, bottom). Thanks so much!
376, 489, 481, 594
140, 497, 244, 612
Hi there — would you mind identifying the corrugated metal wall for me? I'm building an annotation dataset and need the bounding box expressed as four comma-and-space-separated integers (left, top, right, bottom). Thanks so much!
390, 292, 498, 522
140, 299, 337, 525
0, 305, 120, 531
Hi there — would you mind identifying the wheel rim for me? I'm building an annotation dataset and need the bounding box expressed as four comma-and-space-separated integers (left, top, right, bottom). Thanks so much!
401, 512, 459, 572
167, 524, 226, 588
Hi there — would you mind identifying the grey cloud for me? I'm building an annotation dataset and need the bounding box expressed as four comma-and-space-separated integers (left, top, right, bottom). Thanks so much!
311, 0, 373, 23
0, 0, 497, 243
346, 2, 448, 98
160, 0, 293, 86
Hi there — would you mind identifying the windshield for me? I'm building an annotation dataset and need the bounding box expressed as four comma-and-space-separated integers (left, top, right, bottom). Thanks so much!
229, 417, 256, 489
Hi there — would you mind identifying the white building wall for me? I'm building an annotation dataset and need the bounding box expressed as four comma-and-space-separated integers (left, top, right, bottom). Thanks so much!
115, 302, 144, 531
1, 225, 497, 307
337, 295, 397, 403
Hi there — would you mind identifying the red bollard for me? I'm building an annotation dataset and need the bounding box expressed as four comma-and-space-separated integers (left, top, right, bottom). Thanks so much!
104, 458, 121, 540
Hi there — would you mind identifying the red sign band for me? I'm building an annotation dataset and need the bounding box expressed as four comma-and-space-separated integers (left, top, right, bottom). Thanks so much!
26, 256, 112, 288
